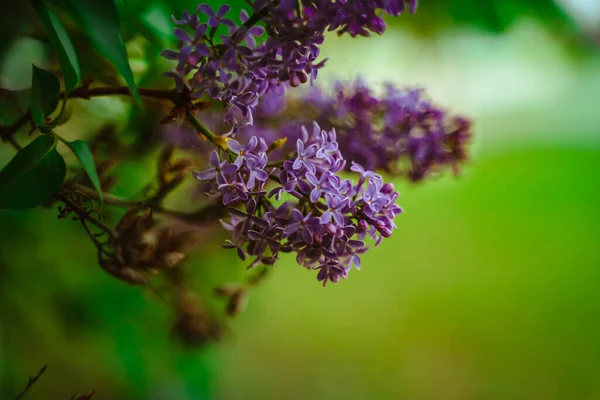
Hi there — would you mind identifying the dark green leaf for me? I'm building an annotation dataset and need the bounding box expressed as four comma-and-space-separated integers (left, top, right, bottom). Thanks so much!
64, 139, 103, 203
0, 135, 66, 209
30, 65, 60, 127
69, 0, 140, 102
30, 0, 81, 91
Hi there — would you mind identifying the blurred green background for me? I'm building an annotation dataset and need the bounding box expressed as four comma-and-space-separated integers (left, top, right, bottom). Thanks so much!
1, 0, 600, 399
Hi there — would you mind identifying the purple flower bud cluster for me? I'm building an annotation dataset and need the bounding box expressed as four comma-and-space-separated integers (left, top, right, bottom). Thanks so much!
241, 79, 472, 182
193, 122, 402, 286
162, 1, 418, 129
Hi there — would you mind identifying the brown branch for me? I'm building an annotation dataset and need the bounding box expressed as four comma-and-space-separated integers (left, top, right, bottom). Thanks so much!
68, 86, 179, 102
64, 182, 225, 223
14, 365, 47, 400
65, 182, 140, 209
0, 86, 182, 145
55, 193, 117, 240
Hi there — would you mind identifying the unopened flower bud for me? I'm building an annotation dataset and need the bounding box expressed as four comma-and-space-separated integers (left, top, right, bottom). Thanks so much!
357, 219, 369, 232
381, 182, 395, 194
380, 227, 393, 238
324, 223, 337, 235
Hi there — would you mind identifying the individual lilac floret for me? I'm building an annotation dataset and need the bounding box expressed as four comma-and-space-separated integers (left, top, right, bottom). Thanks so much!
193, 150, 237, 181
195, 122, 403, 286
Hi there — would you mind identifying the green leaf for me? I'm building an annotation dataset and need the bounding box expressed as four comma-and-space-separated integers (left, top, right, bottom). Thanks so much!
0, 135, 66, 209
63, 139, 104, 204
29, 0, 81, 91
69, 0, 140, 102
30, 65, 60, 127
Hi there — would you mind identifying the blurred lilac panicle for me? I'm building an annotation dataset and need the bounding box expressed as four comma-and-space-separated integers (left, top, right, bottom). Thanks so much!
193, 122, 403, 286
243, 79, 472, 182
161, 1, 418, 129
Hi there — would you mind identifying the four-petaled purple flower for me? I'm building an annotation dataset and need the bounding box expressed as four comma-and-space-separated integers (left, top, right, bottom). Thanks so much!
198, 4, 236, 28
321, 194, 347, 226
283, 209, 321, 244
315, 261, 347, 286
193, 150, 237, 182
292, 138, 317, 173
306, 171, 338, 203
228, 136, 259, 167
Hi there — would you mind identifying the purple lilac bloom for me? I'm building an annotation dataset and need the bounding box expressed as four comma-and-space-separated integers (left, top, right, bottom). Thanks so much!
237, 79, 472, 182
162, 2, 418, 129
194, 121, 403, 286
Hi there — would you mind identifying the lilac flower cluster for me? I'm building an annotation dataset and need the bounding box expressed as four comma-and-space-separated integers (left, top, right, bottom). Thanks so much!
241, 79, 472, 182
193, 122, 402, 286
162, 1, 418, 128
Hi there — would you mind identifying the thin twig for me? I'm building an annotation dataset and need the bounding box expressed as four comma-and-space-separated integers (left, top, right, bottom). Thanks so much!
0, 86, 182, 143
65, 182, 140, 208
55, 193, 117, 240
14, 365, 47, 400
65, 182, 222, 222
68, 86, 179, 102
185, 110, 228, 150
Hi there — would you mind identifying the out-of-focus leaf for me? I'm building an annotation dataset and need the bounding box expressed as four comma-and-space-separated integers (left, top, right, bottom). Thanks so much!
390, 0, 576, 37
30, 65, 60, 127
0, 89, 30, 126
138, 3, 173, 49
63, 139, 104, 204
68, 0, 140, 102
29, 0, 81, 91
0, 134, 66, 209
0, 38, 47, 90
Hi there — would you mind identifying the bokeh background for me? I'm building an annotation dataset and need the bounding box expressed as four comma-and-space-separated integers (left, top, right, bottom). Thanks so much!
1, 0, 599, 399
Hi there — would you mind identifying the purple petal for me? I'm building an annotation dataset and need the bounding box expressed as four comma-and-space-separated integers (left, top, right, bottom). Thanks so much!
297, 179, 312, 194
292, 158, 303, 170
296, 138, 304, 154
209, 150, 220, 167
221, 163, 239, 175
304, 145, 317, 158
305, 172, 319, 186
160, 49, 178, 60
316, 267, 327, 282
254, 169, 268, 182
247, 172, 256, 189
217, 4, 231, 17
247, 230, 262, 241
246, 136, 258, 151
174, 28, 192, 42
320, 210, 331, 223
300, 227, 313, 244
228, 139, 243, 153
193, 168, 216, 181
253, 240, 267, 256
198, 4, 215, 17
283, 222, 301, 236
221, 18, 237, 29
208, 16, 219, 27
291, 209, 303, 222
310, 188, 321, 203
195, 24, 208, 39
253, 217, 269, 229
333, 211, 345, 226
